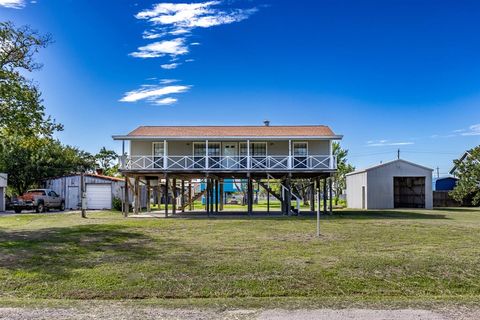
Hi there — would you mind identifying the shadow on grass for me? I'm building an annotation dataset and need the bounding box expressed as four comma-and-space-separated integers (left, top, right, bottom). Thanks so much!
434, 207, 480, 212
165, 209, 448, 221
0, 224, 198, 280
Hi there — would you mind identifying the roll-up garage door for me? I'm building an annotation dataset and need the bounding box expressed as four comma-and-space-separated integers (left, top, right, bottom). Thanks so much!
86, 184, 112, 209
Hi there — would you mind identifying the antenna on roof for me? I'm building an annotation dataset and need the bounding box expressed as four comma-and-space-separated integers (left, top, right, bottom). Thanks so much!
263, 120, 270, 127
397, 149, 400, 160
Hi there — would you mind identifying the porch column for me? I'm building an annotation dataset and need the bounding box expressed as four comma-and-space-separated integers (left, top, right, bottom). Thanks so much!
205, 140, 209, 169
165, 175, 169, 217
172, 178, 177, 215
247, 140, 250, 169
288, 140, 292, 169
181, 180, 185, 213
219, 179, 224, 211
123, 175, 129, 217
163, 139, 167, 170
134, 176, 139, 214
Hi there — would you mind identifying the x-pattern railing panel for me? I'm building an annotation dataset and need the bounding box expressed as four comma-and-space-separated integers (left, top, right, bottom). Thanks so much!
121, 155, 336, 170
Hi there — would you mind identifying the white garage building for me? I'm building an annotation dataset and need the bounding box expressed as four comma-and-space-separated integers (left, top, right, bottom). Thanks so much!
346, 159, 433, 209
0, 173, 7, 212
44, 173, 126, 210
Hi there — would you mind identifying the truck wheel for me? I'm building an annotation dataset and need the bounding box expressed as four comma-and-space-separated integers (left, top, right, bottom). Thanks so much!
14, 208, 22, 213
36, 203, 45, 213
59, 202, 65, 211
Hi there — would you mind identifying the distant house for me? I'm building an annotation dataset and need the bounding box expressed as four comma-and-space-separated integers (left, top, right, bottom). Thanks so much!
435, 177, 458, 191
0, 173, 7, 212
449, 150, 472, 177
346, 159, 433, 209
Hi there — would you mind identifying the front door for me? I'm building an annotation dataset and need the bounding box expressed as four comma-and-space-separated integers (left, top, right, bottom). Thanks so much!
222, 143, 238, 168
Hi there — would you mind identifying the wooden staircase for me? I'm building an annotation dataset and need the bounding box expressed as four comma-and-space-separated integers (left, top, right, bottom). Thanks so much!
257, 180, 282, 201
179, 189, 206, 211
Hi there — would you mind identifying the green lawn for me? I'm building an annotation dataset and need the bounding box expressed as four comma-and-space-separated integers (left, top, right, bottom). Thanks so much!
1, 208, 480, 308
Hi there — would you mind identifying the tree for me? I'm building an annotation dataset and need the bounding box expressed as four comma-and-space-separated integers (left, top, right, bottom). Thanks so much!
450, 146, 480, 205
0, 21, 62, 137
332, 142, 355, 204
95, 147, 118, 176
0, 134, 95, 195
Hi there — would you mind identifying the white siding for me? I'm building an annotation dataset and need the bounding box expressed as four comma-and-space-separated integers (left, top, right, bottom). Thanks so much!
129, 140, 332, 157
346, 171, 367, 209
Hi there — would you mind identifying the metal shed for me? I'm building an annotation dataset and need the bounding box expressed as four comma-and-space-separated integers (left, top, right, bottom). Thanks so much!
346, 159, 433, 209
0, 173, 7, 212
44, 174, 136, 210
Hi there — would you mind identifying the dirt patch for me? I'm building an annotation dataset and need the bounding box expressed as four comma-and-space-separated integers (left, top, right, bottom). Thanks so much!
0, 307, 479, 320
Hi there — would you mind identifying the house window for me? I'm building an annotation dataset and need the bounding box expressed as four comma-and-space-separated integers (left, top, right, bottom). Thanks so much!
239, 142, 267, 168
293, 142, 308, 156
239, 142, 267, 156
152, 142, 164, 168
293, 142, 308, 168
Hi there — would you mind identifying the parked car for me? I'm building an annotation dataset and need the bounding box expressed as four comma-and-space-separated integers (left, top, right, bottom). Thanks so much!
11, 189, 65, 213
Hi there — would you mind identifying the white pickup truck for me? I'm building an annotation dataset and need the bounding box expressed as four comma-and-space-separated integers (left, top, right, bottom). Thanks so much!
11, 189, 65, 213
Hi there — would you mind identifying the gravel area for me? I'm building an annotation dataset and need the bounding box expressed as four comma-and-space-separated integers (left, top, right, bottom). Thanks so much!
0, 306, 478, 320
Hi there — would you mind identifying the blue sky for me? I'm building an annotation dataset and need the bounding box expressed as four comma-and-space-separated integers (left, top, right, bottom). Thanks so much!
2, 0, 479, 175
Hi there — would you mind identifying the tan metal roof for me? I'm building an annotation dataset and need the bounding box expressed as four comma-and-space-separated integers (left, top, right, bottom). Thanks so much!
125, 125, 338, 138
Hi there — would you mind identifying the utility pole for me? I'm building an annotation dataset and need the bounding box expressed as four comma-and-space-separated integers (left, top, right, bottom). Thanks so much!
436, 167, 440, 178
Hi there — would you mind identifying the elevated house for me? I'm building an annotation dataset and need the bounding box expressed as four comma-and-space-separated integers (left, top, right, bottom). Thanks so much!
113, 123, 342, 216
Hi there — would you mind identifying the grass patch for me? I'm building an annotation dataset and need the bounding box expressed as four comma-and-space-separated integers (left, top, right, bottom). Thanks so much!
0, 208, 479, 307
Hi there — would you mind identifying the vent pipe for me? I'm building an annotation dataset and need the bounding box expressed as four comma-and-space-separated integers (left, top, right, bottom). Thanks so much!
263, 120, 270, 127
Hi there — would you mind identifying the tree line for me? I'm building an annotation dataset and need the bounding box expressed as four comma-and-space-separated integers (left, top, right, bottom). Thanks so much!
0, 22, 118, 195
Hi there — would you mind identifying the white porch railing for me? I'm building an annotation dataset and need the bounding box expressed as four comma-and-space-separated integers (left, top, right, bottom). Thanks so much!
119, 155, 337, 171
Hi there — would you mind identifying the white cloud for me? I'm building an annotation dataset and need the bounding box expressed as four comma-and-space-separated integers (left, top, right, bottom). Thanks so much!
155, 97, 177, 105
366, 140, 414, 147
161, 62, 181, 69
159, 79, 179, 84
131, 2, 257, 60
461, 124, 480, 136
130, 38, 188, 58
120, 84, 190, 104
190, 42, 201, 46
0, 0, 25, 8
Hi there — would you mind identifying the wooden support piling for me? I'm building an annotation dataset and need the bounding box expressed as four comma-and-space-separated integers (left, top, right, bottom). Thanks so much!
247, 177, 253, 215
310, 179, 315, 212
181, 180, 185, 213
134, 176, 139, 215
219, 179, 224, 211
215, 179, 219, 213
329, 177, 333, 214
165, 175, 169, 217
172, 178, 177, 215
323, 177, 327, 214
146, 179, 151, 213
123, 175, 129, 217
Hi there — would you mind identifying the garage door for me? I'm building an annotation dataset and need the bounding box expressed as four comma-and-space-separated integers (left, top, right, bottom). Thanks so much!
394, 177, 425, 208
86, 184, 112, 210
